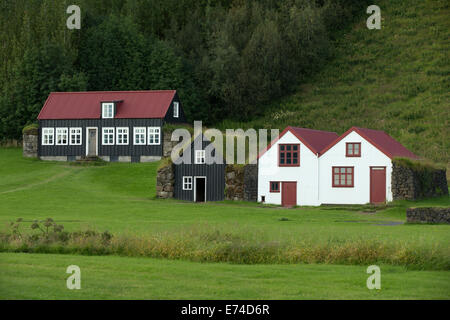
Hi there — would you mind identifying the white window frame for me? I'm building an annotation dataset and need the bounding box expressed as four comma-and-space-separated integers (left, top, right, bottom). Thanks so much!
173, 101, 179, 118
102, 127, 115, 145
148, 127, 161, 145
55, 127, 68, 145
102, 103, 114, 119
183, 176, 193, 190
133, 127, 146, 145
69, 127, 82, 146
195, 150, 206, 164
42, 128, 54, 145
116, 127, 129, 145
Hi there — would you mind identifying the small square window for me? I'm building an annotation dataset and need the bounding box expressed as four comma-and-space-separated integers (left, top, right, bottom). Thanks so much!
183, 176, 192, 190
69, 128, 82, 145
195, 150, 206, 164
116, 127, 129, 145
42, 128, 54, 145
270, 181, 280, 193
134, 127, 146, 145
55, 128, 68, 145
102, 128, 115, 145
346, 143, 361, 157
102, 103, 114, 119
279, 144, 300, 167
332, 167, 354, 187
148, 127, 161, 145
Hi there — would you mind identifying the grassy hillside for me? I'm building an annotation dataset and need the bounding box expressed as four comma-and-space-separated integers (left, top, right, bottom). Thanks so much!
219, 0, 449, 164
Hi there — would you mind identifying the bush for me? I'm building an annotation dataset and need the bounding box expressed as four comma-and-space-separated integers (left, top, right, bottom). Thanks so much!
22, 124, 38, 135
0, 222, 448, 270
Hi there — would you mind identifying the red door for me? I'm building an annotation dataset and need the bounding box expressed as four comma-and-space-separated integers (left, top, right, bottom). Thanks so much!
370, 167, 386, 204
282, 182, 297, 207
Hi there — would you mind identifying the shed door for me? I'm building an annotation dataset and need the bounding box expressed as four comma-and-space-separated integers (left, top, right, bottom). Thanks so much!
370, 167, 386, 203
88, 129, 97, 156
282, 182, 297, 207
195, 177, 206, 202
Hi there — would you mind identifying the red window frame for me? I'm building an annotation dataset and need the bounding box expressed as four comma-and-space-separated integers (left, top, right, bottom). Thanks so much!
332, 167, 354, 187
278, 144, 300, 167
270, 181, 280, 193
346, 142, 361, 157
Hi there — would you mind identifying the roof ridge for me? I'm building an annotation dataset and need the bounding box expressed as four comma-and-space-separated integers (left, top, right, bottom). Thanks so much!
49, 90, 177, 94
289, 126, 338, 134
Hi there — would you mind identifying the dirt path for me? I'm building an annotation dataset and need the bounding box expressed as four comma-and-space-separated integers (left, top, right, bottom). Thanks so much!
0, 169, 76, 195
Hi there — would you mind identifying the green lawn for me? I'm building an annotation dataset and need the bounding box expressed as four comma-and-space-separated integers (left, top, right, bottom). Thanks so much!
1, 253, 449, 300
0, 148, 448, 299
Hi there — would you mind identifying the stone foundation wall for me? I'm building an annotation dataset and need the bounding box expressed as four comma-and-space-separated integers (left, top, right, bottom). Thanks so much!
156, 162, 175, 198
406, 207, 450, 224
392, 160, 448, 200
225, 164, 258, 201
23, 134, 38, 158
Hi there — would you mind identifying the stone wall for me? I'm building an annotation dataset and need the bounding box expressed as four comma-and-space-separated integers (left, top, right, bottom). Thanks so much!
406, 207, 450, 224
156, 161, 174, 198
225, 164, 258, 201
244, 164, 258, 201
225, 165, 245, 200
392, 160, 448, 200
163, 130, 178, 157
23, 134, 38, 158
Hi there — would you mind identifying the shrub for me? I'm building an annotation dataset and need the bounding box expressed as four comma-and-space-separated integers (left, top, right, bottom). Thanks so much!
22, 124, 38, 135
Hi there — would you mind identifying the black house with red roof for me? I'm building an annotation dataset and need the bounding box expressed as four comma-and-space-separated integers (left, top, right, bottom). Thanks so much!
37, 90, 186, 162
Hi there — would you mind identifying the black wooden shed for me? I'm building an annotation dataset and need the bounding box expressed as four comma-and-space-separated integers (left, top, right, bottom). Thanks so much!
173, 134, 226, 202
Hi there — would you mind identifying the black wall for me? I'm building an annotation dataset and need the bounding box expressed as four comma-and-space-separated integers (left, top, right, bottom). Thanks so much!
38, 118, 163, 157
174, 135, 225, 201
165, 93, 187, 124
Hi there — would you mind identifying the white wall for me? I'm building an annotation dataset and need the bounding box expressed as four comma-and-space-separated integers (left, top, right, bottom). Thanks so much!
258, 131, 320, 206
318, 131, 392, 204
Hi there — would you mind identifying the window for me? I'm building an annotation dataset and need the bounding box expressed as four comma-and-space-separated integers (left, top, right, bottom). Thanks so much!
69, 128, 82, 145
55, 128, 68, 145
173, 101, 179, 118
346, 142, 361, 157
116, 127, 129, 145
270, 181, 280, 193
195, 150, 206, 164
332, 167, 354, 187
134, 127, 146, 145
102, 128, 115, 145
42, 128, 54, 145
102, 103, 114, 118
183, 176, 192, 190
148, 127, 161, 145
279, 144, 300, 167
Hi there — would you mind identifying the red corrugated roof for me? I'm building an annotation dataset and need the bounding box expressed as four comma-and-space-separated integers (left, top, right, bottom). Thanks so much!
320, 127, 419, 159
37, 90, 176, 120
258, 126, 419, 160
258, 126, 339, 158
289, 127, 340, 154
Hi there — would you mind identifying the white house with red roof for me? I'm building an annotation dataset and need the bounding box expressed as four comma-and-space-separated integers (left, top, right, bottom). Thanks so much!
258, 126, 419, 206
